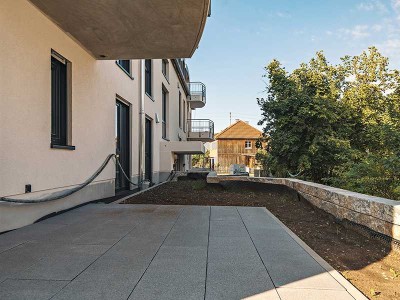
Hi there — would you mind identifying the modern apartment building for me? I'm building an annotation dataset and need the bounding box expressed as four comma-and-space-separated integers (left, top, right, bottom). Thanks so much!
0, 0, 212, 232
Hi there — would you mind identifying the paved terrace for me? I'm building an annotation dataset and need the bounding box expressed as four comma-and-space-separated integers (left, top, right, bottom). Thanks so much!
0, 204, 365, 300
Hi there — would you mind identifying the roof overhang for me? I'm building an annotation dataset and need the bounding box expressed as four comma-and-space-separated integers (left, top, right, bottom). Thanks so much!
29, 0, 210, 60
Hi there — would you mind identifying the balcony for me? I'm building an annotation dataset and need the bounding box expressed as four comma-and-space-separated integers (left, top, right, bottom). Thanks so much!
187, 119, 214, 142
188, 82, 207, 109
28, 0, 211, 59
172, 59, 191, 96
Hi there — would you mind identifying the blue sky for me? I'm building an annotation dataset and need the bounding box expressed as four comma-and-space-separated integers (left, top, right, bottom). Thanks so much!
188, 0, 400, 132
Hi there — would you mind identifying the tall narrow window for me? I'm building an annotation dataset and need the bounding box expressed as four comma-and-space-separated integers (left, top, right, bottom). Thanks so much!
183, 100, 187, 132
51, 53, 68, 146
162, 59, 169, 80
162, 88, 168, 139
117, 60, 131, 75
145, 59, 152, 97
178, 92, 182, 129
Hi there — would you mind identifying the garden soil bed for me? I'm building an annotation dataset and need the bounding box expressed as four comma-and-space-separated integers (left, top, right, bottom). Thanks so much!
121, 178, 400, 300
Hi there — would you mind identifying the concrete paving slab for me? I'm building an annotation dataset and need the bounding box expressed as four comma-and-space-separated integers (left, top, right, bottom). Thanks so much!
0, 279, 68, 300
11, 244, 110, 281
129, 207, 209, 300
210, 207, 251, 238
206, 207, 278, 300
241, 289, 285, 300
52, 249, 161, 300
52, 208, 182, 300
129, 246, 208, 300
210, 206, 242, 221
276, 287, 355, 300
257, 249, 344, 290
210, 220, 249, 237
0, 223, 66, 253
37, 219, 112, 244
237, 207, 345, 290
0, 204, 364, 300
0, 242, 61, 283
129, 207, 210, 300
163, 206, 210, 247
72, 222, 134, 245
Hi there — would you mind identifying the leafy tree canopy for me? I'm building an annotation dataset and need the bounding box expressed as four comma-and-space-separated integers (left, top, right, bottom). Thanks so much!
258, 47, 400, 200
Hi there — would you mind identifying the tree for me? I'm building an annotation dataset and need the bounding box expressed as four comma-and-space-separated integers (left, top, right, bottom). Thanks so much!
258, 52, 351, 181
192, 150, 211, 168
258, 47, 400, 199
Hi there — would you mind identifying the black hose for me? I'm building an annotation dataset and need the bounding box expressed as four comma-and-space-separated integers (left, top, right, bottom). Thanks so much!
1, 154, 137, 204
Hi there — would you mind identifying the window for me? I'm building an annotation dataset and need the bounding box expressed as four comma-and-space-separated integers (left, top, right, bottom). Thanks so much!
162, 88, 168, 139
116, 60, 132, 77
162, 59, 169, 80
51, 51, 73, 149
245, 141, 252, 149
145, 59, 152, 97
183, 100, 187, 132
178, 92, 182, 129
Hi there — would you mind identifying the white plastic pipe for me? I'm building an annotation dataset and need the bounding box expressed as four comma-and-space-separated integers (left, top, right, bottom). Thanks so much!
138, 59, 145, 189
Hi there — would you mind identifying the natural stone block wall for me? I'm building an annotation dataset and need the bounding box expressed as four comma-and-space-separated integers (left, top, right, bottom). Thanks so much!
207, 172, 400, 241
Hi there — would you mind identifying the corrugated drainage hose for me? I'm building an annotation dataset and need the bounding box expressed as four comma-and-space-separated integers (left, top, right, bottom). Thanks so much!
166, 170, 176, 182
0, 154, 137, 204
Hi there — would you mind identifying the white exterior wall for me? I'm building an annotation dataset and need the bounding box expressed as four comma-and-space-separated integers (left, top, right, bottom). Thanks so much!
138, 59, 192, 183
0, 0, 198, 232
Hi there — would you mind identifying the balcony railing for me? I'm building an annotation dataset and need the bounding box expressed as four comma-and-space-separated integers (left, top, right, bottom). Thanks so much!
188, 82, 207, 108
187, 119, 214, 142
175, 59, 190, 83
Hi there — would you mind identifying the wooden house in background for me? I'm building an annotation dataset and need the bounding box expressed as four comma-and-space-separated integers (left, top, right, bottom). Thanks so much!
208, 120, 263, 173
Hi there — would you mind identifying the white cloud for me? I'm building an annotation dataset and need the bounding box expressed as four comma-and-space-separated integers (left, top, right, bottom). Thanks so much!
392, 0, 400, 9
391, 0, 400, 21
372, 24, 383, 32
275, 11, 292, 18
339, 25, 370, 39
357, 0, 388, 13
377, 39, 400, 58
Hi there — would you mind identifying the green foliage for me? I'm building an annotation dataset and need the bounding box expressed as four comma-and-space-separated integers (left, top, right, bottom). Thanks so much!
191, 180, 207, 190
258, 47, 400, 200
192, 150, 211, 168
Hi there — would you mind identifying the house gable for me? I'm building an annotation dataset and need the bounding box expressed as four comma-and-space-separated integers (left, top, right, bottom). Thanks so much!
215, 120, 262, 140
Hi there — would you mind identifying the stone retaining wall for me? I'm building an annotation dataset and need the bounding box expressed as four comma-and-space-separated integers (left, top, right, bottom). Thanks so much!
207, 173, 400, 241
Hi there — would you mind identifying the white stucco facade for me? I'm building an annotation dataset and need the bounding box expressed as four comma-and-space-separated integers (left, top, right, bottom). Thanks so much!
0, 0, 210, 232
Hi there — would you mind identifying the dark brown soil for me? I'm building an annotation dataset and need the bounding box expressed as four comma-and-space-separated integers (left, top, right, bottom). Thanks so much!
122, 179, 400, 300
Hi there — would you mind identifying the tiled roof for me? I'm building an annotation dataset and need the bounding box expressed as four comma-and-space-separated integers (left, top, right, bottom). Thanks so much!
215, 120, 262, 139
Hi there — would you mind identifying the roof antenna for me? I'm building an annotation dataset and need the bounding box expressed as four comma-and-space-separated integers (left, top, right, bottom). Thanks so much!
230, 112, 232, 125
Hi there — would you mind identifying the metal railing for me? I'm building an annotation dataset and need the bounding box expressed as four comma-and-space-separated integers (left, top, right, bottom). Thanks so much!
187, 119, 214, 135
189, 82, 206, 104
175, 58, 190, 83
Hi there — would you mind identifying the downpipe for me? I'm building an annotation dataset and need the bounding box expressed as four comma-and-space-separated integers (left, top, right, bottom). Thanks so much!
138, 59, 146, 190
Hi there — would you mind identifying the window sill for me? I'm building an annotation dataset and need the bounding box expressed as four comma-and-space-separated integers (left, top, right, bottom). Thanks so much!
51, 144, 76, 150
145, 93, 154, 102
115, 61, 134, 80
162, 137, 170, 141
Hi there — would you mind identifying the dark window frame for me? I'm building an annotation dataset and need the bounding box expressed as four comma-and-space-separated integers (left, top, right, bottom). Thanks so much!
178, 91, 182, 129
51, 51, 75, 150
145, 59, 152, 97
116, 60, 134, 79
183, 100, 187, 133
162, 59, 169, 81
162, 87, 168, 140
